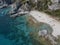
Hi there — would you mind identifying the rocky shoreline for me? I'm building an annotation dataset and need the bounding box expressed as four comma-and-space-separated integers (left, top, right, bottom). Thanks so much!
0, 0, 60, 45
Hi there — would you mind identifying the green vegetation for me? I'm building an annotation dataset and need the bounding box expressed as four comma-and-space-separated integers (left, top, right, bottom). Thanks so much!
36, 0, 60, 19
57, 36, 60, 45
14, 0, 60, 18
44, 10, 60, 17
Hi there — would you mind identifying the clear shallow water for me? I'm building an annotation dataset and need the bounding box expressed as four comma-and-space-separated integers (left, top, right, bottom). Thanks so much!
0, 7, 43, 45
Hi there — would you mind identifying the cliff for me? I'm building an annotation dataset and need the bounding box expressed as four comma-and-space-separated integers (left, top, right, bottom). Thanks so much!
0, 0, 60, 19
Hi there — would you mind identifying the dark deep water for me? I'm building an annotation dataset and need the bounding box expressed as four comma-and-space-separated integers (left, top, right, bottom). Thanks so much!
0, 7, 43, 45
0, 7, 14, 45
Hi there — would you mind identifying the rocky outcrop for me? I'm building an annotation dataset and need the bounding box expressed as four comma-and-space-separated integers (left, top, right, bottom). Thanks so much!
0, 0, 8, 8
4, 0, 15, 5
48, 0, 60, 10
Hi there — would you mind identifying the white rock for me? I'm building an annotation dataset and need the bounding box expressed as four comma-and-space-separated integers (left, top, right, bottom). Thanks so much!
29, 10, 60, 38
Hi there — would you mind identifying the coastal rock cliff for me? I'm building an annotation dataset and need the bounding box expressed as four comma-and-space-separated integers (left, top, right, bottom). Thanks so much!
0, 0, 60, 18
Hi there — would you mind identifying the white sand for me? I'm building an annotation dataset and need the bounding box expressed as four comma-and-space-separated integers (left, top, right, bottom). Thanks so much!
29, 10, 60, 37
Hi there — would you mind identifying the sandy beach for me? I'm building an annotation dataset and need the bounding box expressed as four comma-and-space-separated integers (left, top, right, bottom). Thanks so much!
29, 10, 60, 37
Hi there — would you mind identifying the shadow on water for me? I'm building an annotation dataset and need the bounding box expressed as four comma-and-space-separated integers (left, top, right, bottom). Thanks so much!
0, 16, 12, 35
0, 7, 17, 45
0, 7, 13, 35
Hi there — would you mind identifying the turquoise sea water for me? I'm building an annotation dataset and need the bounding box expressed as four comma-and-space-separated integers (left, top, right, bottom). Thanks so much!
0, 7, 14, 45
0, 7, 43, 45
0, 6, 53, 45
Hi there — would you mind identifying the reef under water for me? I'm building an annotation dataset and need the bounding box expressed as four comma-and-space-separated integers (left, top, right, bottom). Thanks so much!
0, 6, 43, 45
